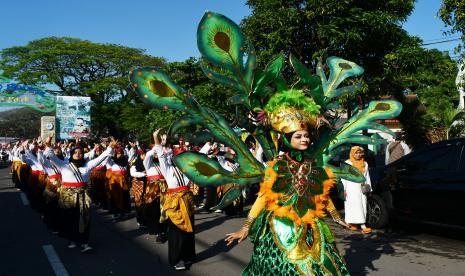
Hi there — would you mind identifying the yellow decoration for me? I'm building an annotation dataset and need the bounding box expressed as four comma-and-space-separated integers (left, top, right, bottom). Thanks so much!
163, 190, 195, 232
268, 107, 317, 133
259, 160, 335, 227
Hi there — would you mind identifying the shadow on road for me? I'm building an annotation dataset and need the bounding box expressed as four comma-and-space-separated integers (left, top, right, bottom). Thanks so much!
195, 214, 230, 234
342, 230, 419, 276
195, 237, 232, 262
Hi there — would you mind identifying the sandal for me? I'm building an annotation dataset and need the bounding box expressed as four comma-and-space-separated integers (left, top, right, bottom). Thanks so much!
361, 228, 372, 234
348, 224, 358, 231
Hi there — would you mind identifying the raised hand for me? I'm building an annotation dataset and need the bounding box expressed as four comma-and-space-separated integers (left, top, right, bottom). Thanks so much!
153, 129, 162, 145
109, 137, 119, 149
45, 133, 54, 147
22, 139, 30, 148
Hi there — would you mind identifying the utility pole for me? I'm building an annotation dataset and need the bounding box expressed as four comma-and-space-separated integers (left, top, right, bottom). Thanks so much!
456, 58, 465, 109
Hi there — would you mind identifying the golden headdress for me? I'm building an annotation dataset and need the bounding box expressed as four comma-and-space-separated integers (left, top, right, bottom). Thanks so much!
264, 89, 320, 133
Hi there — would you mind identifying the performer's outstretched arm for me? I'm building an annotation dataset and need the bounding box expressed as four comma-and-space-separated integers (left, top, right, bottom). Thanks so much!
225, 193, 266, 246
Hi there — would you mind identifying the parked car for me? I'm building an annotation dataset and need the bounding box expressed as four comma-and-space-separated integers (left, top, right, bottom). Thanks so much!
367, 138, 465, 229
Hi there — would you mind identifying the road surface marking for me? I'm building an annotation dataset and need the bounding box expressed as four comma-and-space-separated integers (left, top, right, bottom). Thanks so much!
19, 193, 29, 206
42, 245, 70, 276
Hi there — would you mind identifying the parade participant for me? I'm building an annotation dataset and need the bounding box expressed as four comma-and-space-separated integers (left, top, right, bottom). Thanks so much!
0, 144, 9, 162
17, 142, 31, 192
129, 148, 148, 229
106, 146, 131, 221
11, 141, 23, 188
143, 144, 168, 243
44, 135, 116, 252
215, 148, 243, 215
19, 140, 47, 212
243, 135, 263, 204
172, 136, 187, 157
341, 146, 373, 234
385, 132, 411, 165
152, 129, 195, 271
225, 90, 351, 275
38, 148, 62, 233
125, 142, 138, 164
88, 144, 108, 208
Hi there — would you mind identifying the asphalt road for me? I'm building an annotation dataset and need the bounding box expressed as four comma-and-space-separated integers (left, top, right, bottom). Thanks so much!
0, 162, 464, 276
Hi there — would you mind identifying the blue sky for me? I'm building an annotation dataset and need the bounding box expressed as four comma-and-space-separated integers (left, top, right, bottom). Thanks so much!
0, 0, 460, 62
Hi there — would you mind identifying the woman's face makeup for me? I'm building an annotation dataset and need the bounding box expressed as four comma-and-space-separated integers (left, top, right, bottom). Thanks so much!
290, 130, 310, 151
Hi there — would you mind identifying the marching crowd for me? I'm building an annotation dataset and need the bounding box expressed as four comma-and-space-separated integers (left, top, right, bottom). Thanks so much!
3, 129, 263, 271
1, 127, 376, 272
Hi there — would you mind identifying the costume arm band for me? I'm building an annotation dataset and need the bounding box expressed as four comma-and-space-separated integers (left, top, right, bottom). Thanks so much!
326, 197, 343, 222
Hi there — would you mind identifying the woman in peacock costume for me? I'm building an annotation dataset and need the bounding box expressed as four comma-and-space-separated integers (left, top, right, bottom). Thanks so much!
129, 12, 402, 275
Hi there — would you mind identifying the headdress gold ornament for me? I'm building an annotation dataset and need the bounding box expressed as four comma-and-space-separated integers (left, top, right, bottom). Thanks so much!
268, 107, 317, 133
264, 89, 320, 134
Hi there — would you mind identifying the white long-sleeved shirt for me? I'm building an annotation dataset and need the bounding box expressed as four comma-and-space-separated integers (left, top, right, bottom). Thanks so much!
44, 146, 113, 185
20, 149, 44, 172
144, 147, 165, 180
11, 145, 21, 162
153, 145, 190, 189
106, 158, 129, 175
130, 165, 146, 178
127, 147, 137, 164
37, 150, 61, 179
217, 155, 239, 172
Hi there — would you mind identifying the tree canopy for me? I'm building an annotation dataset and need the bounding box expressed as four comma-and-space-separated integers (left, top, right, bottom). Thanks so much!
241, 0, 463, 146
0, 37, 165, 138
440, 0, 465, 52
241, 0, 417, 94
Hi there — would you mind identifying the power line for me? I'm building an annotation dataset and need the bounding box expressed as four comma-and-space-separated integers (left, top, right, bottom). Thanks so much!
422, 35, 461, 43
421, 38, 461, 46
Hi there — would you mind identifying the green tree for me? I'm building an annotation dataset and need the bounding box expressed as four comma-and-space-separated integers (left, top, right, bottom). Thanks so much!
441, 107, 465, 139
440, 0, 465, 52
386, 48, 459, 144
0, 108, 50, 138
241, 0, 417, 94
0, 37, 165, 137
240, 1, 462, 147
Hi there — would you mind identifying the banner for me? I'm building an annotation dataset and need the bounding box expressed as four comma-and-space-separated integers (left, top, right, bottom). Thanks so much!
0, 76, 56, 112
40, 116, 56, 143
55, 96, 91, 139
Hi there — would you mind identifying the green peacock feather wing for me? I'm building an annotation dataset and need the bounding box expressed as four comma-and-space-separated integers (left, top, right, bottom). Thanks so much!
129, 67, 264, 191
197, 11, 255, 96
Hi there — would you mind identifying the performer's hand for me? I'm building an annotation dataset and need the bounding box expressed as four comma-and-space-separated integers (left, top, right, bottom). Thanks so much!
45, 133, 53, 147
109, 137, 118, 149
153, 129, 162, 145
225, 228, 249, 246
22, 140, 30, 148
